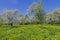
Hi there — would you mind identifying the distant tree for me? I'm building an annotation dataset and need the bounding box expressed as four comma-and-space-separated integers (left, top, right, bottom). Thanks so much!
25, 14, 31, 24
0, 15, 3, 24
16, 14, 26, 24
17, 14, 31, 24
28, 1, 45, 24
46, 8, 60, 24
20, 14, 24, 17
3, 9, 19, 26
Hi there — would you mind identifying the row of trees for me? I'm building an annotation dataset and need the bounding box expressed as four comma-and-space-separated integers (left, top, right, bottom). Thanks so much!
46, 9, 60, 24
0, 1, 60, 25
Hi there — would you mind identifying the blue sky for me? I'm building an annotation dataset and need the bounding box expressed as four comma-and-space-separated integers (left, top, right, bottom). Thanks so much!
0, 0, 60, 14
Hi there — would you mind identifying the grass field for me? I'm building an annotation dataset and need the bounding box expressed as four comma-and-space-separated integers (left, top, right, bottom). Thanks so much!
0, 24, 60, 40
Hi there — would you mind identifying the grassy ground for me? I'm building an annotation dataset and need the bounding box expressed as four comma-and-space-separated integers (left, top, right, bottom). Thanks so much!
0, 24, 60, 40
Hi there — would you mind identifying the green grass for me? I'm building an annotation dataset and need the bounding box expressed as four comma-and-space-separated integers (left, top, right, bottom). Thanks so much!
0, 24, 60, 40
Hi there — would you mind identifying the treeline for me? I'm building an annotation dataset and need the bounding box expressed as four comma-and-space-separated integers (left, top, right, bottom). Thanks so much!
0, 1, 60, 25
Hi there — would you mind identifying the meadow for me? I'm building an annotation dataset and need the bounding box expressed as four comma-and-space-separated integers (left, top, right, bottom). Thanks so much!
0, 0, 60, 40
0, 24, 60, 40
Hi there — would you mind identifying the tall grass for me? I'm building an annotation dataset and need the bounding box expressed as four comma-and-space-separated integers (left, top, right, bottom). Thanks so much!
0, 24, 60, 40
